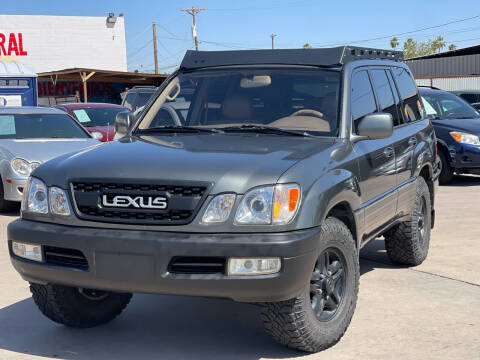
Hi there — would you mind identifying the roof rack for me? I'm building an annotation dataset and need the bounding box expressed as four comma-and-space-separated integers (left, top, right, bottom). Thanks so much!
180, 46, 404, 70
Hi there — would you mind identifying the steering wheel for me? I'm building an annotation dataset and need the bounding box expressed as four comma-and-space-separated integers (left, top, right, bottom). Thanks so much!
290, 109, 324, 118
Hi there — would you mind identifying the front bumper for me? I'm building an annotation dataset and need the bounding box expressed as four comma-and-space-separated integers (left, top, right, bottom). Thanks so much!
3, 177, 26, 202
8, 219, 320, 302
451, 143, 480, 172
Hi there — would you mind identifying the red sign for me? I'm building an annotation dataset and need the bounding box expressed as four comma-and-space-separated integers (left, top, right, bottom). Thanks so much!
0, 33, 28, 56
38, 81, 115, 97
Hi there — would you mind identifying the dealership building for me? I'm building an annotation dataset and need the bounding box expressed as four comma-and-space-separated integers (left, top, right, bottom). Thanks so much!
0, 14, 166, 104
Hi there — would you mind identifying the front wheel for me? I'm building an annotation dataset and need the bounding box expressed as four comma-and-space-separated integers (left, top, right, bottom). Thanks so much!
260, 217, 359, 352
30, 283, 132, 328
437, 150, 454, 185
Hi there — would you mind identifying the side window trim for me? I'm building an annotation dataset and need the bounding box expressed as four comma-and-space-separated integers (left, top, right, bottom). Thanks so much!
386, 67, 407, 126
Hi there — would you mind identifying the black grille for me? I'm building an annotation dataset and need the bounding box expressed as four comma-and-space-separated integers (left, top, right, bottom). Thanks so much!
72, 182, 206, 197
169, 257, 226, 274
71, 181, 209, 225
44, 246, 89, 270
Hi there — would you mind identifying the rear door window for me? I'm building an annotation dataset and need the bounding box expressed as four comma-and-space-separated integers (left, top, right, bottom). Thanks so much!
392, 67, 422, 122
370, 69, 402, 126
351, 70, 377, 131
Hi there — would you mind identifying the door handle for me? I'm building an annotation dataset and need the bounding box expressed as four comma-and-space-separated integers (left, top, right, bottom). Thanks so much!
383, 147, 394, 158
408, 137, 417, 146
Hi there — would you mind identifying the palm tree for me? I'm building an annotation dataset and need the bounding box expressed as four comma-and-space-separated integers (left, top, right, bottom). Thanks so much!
390, 37, 399, 50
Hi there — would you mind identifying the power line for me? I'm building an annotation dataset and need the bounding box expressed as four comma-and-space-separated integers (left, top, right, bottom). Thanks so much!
311, 14, 480, 47
127, 23, 152, 42
127, 39, 153, 59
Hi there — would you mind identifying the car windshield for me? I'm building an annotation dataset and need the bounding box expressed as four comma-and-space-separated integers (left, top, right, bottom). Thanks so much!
0, 113, 89, 139
136, 68, 341, 136
421, 91, 480, 120
72, 107, 126, 127
135, 92, 155, 110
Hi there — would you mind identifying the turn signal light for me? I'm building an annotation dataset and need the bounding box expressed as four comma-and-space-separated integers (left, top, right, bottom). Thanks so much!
273, 184, 301, 225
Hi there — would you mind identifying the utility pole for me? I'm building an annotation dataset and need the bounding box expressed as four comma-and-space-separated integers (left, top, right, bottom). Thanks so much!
270, 34, 277, 49
152, 22, 158, 74
181, 7, 206, 51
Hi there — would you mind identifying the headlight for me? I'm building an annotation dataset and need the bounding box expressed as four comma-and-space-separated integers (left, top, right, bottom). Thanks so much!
11, 158, 31, 176
91, 131, 104, 141
11, 158, 41, 177
234, 184, 301, 225
201, 193, 235, 223
49, 187, 71, 216
24, 177, 48, 214
450, 131, 480, 145
235, 186, 273, 224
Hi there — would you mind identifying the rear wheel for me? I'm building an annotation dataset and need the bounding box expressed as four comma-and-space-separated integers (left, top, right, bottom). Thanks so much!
30, 283, 132, 328
260, 217, 359, 352
437, 150, 454, 185
384, 176, 431, 266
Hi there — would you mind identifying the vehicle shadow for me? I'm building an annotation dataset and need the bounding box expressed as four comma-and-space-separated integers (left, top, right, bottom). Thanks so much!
444, 174, 480, 187
0, 294, 304, 360
359, 237, 403, 276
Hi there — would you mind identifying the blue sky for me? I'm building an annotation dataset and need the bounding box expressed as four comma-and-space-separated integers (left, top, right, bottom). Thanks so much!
2, 0, 480, 73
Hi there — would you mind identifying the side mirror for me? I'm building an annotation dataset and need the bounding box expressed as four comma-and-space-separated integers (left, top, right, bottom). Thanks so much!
356, 112, 393, 140
115, 111, 134, 137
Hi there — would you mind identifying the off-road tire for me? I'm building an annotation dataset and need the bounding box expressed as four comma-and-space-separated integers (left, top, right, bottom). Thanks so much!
30, 283, 132, 328
260, 217, 359, 353
438, 150, 454, 184
384, 176, 431, 266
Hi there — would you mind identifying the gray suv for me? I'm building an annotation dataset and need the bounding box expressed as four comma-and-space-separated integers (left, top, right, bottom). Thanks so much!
9, 47, 438, 353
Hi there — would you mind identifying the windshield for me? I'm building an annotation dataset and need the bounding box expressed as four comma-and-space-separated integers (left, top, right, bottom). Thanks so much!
72, 107, 126, 127
135, 92, 155, 110
421, 91, 480, 120
136, 68, 341, 136
0, 113, 90, 139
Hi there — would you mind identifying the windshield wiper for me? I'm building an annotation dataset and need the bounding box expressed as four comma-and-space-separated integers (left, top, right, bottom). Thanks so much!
138, 125, 224, 134
221, 124, 318, 138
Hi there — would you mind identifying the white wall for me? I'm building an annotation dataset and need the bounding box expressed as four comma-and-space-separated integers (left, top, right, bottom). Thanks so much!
0, 15, 127, 73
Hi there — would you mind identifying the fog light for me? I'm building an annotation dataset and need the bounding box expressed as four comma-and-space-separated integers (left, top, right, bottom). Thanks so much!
12, 241, 43, 262
227, 257, 281, 276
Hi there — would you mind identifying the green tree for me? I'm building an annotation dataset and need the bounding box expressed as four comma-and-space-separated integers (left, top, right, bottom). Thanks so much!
402, 36, 449, 58
302, 43, 312, 49
390, 37, 399, 50
448, 44, 457, 51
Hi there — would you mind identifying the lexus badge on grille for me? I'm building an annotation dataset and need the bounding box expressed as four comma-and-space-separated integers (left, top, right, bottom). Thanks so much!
102, 195, 167, 209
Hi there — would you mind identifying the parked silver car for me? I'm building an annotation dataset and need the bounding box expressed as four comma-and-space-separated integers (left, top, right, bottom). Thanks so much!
0, 107, 99, 210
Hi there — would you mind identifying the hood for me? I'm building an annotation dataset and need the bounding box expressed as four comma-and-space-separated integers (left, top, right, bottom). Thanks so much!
0, 138, 100, 163
35, 133, 336, 193
432, 118, 480, 135
85, 125, 115, 142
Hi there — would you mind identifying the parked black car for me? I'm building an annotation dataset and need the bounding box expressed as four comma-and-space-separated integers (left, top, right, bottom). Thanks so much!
10, 47, 437, 353
420, 87, 480, 184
